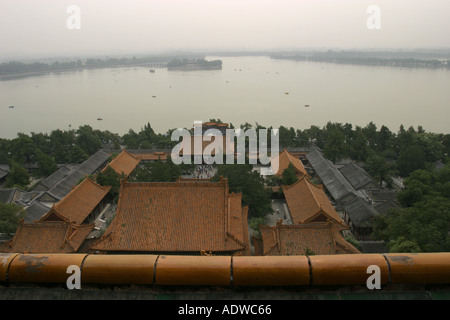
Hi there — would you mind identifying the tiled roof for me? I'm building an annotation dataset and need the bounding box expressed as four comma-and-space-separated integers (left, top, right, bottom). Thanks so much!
306, 150, 358, 203
103, 150, 140, 177
338, 163, 379, 190
260, 221, 360, 256
39, 176, 110, 225
0, 188, 16, 204
282, 177, 345, 225
24, 202, 51, 223
374, 199, 400, 215
46, 150, 110, 200
92, 178, 248, 254
0, 169, 7, 180
0, 188, 40, 206
344, 197, 380, 228
37, 165, 79, 191
0, 221, 94, 253
271, 149, 308, 177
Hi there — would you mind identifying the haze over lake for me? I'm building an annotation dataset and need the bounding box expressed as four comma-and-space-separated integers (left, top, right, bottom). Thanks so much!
1, 55, 449, 139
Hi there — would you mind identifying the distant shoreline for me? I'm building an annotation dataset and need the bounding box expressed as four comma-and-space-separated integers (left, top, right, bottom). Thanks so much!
270, 54, 450, 70
0, 64, 158, 81
1, 51, 450, 81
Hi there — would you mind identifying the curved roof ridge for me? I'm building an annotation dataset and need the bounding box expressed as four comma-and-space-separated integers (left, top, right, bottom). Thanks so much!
38, 205, 70, 223
280, 175, 305, 190
303, 178, 323, 214
55, 176, 100, 208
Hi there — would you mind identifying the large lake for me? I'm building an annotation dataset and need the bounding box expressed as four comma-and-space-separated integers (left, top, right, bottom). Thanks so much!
1, 56, 449, 139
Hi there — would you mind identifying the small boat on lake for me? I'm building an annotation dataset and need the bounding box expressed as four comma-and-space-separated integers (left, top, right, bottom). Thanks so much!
97, 118, 103, 121
305, 104, 310, 108
8, 105, 14, 109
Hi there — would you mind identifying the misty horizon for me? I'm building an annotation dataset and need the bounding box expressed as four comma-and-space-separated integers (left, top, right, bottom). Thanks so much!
1, 1, 450, 61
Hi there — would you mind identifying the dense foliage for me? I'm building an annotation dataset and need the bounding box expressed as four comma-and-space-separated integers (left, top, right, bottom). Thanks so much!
5, 161, 30, 188
211, 163, 273, 218
0, 202, 25, 233
373, 167, 450, 252
96, 165, 126, 199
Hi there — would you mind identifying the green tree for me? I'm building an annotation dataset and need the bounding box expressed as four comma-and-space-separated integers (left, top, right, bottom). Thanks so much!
377, 125, 394, 153
96, 166, 125, 200
281, 163, 298, 186
49, 129, 76, 163
31, 132, 51, 155
8, 133, 37, 164
373, 167, 450, 252
344, 234, 362, 251
278, 126, 296, 148
36, 150, 57, 178
396, 145, 426, 177
413, 132, 445, 163
295, 129, 309, 147
323, 126, 346, 164
76, 125, 102, 155
388, 237, 421, 253
305, 125, 325, 148
5, 162, 30, 188
131, 158, 181, 182
0, 138, 9, 164
249, 216, 266, 237
0, 202, 25, 233
212, 163, 273, 218
362, 121, 378, 149
122, 129, 141, 149
365, 153, 391, 186
69, 145, 89, 164
349, 127, 369, 161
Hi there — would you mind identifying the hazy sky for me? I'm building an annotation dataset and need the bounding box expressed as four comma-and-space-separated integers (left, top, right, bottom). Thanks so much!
1, 0, 450, 59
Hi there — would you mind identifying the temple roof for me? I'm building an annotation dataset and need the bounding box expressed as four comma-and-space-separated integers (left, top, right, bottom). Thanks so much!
92, 178, 248, 254
103, 150, 140, 177
271, 149, 308, 177
282, 177, 345, 226
0, 221, 94, 253
260, 221, 360, 256
39, 176, 110, 225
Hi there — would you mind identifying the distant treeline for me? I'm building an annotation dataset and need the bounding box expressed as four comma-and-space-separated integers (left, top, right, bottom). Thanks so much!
271, 51, 450, 69
0, 55, 200, 76
1, 120, 449, 179
167, 58, 222, 70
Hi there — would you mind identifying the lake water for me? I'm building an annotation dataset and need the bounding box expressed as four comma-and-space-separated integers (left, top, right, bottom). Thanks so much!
1, 56, 449, 139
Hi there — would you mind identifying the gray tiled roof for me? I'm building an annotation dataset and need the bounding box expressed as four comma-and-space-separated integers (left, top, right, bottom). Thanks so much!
338, 163, 379, 190
344, 197, 380, 228
37, 165, 79, 191
0, 169, 7, 180
24, 201, 50, 223
46, 150, 110, 200
0, 188, 15, 203
306, 149, 358, 202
